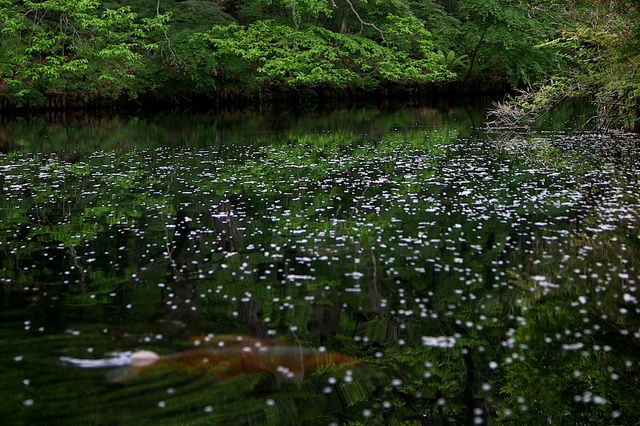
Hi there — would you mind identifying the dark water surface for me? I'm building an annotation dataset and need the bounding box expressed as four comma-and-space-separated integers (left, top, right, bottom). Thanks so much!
2, 100, 640, 425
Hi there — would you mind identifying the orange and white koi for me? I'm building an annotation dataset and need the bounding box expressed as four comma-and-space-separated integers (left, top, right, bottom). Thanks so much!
60, 335, 358, 383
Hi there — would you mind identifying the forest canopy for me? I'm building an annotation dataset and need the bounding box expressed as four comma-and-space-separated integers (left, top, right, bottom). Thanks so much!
0, 0, 638, 129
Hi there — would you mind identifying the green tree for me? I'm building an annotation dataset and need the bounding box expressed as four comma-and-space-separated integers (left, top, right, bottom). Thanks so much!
188, 17, 452, 95
7, 0, 634, 108
489, 0, 640, 131
0, 0, 165, 105
452, 0, 566, 84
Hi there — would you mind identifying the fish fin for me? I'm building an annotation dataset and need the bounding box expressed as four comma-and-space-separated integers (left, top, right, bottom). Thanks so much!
107, 366, 143, 383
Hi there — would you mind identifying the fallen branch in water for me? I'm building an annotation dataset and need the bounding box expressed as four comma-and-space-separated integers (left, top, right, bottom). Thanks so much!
486, 78, 578, 131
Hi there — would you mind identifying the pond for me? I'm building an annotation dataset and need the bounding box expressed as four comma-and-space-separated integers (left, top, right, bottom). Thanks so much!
1, 99, 639, 425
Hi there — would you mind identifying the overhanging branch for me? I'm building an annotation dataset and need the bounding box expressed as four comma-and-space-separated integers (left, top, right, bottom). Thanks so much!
332, 0, 384, 40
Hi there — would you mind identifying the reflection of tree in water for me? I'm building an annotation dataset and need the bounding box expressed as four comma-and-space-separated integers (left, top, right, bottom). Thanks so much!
238, 298, 268, 338
158, 202, 248, 338
209, 201, 244, 253
308, 303, 341, 339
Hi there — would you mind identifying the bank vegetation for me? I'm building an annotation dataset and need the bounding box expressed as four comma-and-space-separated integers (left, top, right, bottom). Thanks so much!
0, 1, 638, 130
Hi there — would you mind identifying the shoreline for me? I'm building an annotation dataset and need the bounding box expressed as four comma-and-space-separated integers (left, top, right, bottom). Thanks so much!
0, 80, 510, 113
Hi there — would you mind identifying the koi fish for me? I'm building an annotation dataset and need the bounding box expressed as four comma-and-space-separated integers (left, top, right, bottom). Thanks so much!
60, 335, 358, 383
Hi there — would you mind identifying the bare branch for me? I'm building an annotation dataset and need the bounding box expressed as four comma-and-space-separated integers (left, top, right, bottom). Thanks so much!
290, 0, 298, 47
291, 0, 299, 31
343, 0, 384, 41
157, 0, 179, 71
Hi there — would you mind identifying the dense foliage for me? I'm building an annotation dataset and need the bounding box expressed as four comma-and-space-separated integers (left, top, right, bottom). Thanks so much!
489, 0, 640, 131
0, 0, 566, 106
1, 1, 638, 129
